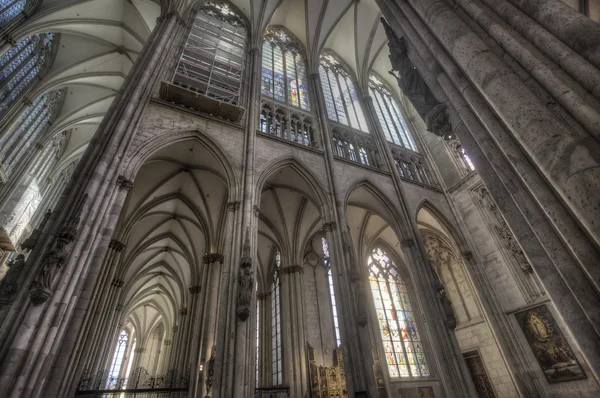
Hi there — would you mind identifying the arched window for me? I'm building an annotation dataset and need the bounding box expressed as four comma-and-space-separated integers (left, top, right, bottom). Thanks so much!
107, 330, 129, 388
368, 247, 429, 378
173, 3, 246, 105
318, 53, 369, 133
322, 237, 341, 347
261, 28, 310, 111
0, 89, 65, 178
271, 251, 282, 385
369, 74, 418, 152
0, 0, 28, 30
0, 33, 55, 118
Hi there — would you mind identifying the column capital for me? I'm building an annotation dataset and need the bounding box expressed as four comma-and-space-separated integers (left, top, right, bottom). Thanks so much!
257, 292, 271, 300
322, 222, 337, 232
227, 201, 241, 212
164, 339, 172, 346
189, 285, 201, 294
116, 175, 134, 190
179, 307, 188, 316
109, 239, 125, 252
203, 253, 224, 264
253, 205, 260, 217
115, 304, 123, 311
281, 264, 303, 275
111, 278, 124, 287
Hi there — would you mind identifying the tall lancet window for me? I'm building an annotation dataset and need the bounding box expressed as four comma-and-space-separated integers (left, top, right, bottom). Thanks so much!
261, 28, 310, 110
0, 90, 65, 178
107, 330, 129, 387
0, 33, 55, 118
318, 53, 369, 132
368, 247, 429, 378
368, 74, 418, 152
322, 237, 341, 347
0, 0, 27, 29
173, 3, 246, 104
271, 251, 282, 386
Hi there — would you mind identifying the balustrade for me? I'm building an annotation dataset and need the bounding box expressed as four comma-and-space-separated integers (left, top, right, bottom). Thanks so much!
259, 102, 317, 148
390, 145, 439, 188
330, 123, 382, 169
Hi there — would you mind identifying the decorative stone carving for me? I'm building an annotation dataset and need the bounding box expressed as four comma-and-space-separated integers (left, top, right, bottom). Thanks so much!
381, 18, 452, 138
257, 292, 271, 300
20, 209, 51, 252
205, 345, 216, 397
322, 222, 337, 232
437, 285, 457, 330
116, 175, 134, 191
109, 239, 125, 252
280, 264, 303, 274
164, 340, 172, 346
180, 307, 188, 316
116, 304, 123, 311
253, 205, 260, 218
189, 285, 201, 294
476, 187, 533, 274
172, 325, 179, 333
226, 201, 240, 212
236, 229, 253, 321
203, 253, 224, 264
29, 195, 87, 305
400, 238, 415, 248
111, 278, 124, 287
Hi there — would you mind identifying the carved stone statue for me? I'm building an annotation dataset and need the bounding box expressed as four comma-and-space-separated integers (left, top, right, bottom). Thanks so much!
437, 285, 457, 330
205, 345, 216, 397
236, 228, 254, 321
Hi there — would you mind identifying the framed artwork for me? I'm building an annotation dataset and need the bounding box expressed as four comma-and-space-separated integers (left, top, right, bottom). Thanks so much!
515, 304, 586, 383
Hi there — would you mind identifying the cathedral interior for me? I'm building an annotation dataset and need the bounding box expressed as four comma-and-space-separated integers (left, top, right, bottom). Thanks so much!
0, 0, 599, 397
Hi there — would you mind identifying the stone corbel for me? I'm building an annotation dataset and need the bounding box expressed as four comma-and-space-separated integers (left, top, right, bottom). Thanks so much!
116, 175, 134, 191
226, 201, 240, 212
109, 239, 125, 252
189, 285, 201, 294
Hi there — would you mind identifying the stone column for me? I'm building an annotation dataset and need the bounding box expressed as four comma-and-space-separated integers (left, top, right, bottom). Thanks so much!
508, 0, 600, 68
0, 7, 186, 397
280, 264, 307, 398
377, 0, 600, 381
309, 71, 379, 397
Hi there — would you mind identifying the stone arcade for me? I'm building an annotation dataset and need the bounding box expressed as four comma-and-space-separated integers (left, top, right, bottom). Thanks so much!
0, 1, 599, 397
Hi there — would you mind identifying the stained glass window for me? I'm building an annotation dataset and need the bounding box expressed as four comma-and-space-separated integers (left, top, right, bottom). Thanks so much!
107, 330, 129, 388
261, 28, 310, 111
322, 237, 341, 347
318, 53, 368, 133
0, 33, 55, 119
0, 0, 26, 30
271, 251, 283, 386
0, 90, 64, 178
368, 247, 429, 378
173, 3, 246, 104
369, 74, 418, 151
461, 148, 475, 171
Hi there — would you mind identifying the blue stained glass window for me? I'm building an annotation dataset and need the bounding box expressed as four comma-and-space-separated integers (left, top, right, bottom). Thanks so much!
368, 247, 429, 378
0, 0, 26, 30
0, 33, 55, 119
369, 74, 418, 152
318, 53, 369, 133
261, 28, 310, 111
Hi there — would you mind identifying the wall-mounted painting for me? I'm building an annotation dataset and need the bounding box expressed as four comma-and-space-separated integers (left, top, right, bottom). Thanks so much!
515, 304, 586, 383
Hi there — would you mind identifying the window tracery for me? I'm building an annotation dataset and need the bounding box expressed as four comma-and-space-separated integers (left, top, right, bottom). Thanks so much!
173, 3, 246, 104
0, 33, 55, 118
261, 28, 310, 111
271, 251, 282, 386
369, 74, 418, 152
0, 0, 28, 30
107, 330, 129, 388
368, 247, 429, 378
318, 53, 369, 133
0, 89, 65, 178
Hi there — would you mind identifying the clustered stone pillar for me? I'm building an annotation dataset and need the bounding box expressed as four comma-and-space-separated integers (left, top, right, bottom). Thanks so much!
376, 0, 600, 382
0, 5, 189, 397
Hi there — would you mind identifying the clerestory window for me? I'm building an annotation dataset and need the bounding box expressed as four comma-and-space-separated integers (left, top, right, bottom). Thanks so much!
173, 3, 246, 105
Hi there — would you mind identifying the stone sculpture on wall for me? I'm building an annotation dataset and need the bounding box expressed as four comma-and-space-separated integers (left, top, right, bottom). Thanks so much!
237, 228, 253, 321
381, 18, 451, 138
